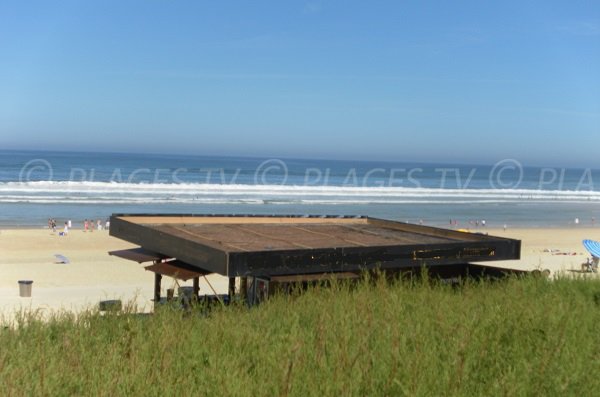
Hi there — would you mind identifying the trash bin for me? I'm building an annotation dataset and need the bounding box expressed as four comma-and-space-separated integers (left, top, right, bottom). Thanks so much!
18, 280, 33, 297
178, 286, 195, 306
178, 286, 194, 298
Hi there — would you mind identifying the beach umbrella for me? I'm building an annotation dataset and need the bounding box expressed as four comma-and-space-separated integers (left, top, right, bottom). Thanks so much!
583, 240, 600, 258
54, 254, 70, 264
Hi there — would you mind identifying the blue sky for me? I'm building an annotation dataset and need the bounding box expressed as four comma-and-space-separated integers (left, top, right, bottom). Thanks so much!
0, 1, 598, 166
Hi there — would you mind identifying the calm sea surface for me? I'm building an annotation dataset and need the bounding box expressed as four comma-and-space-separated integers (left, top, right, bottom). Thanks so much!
1, 150, 599, 228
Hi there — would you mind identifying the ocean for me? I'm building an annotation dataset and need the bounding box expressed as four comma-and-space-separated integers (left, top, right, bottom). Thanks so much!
1, 150, 599, 228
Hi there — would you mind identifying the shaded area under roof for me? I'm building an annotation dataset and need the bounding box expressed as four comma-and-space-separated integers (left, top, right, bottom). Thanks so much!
270, 272, 361, 283
109, 247, 166, 263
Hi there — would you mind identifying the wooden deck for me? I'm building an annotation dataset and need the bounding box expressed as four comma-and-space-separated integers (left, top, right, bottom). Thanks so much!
109, 214, 521, 278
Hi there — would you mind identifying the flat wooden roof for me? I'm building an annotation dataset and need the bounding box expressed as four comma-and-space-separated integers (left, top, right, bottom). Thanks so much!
109, 214, 521, 277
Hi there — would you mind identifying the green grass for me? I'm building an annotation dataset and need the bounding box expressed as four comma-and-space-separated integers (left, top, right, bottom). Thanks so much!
2, 275, 600, 396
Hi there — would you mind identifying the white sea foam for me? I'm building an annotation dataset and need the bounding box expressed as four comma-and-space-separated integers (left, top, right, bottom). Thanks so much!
0, 181, 599, 205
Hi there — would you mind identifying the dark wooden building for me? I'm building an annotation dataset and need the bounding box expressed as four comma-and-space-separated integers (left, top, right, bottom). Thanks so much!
108, 214, 522, 305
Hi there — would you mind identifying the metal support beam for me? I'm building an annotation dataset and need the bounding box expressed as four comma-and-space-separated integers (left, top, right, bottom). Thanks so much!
228, 277, 236, 301
240, 277, 248, 302
154, 273, 162, 309
193, 277, 199, 298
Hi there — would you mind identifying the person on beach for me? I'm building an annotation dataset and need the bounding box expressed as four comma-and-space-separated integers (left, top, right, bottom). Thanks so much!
97, 219, 102, 231
90, 219, 94, 232
51, 219, 56, 233
105, 218, 110, 230
84, 219, 88, 232
68, 219, 72, 229
63, 222, 69, 235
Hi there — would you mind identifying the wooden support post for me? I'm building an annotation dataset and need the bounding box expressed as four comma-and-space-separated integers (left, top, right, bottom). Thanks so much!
240, 277, 248, 301
228, 277, 236, 302
193, 277, 199, 299
154, 273, 162, 309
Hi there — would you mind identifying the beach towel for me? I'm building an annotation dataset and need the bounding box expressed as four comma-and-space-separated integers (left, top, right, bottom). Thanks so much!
54, 254, 70, 264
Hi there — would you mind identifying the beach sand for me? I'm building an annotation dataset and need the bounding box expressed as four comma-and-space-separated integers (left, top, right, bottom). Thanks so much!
478, 227, 598, 273
0, 228, 229, 321
1, 227, 598, 320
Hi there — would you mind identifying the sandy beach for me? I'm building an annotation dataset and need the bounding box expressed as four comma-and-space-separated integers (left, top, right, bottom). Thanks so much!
476, 227, 599, 272
1, 226, 598, 321
0, 228, 230, 321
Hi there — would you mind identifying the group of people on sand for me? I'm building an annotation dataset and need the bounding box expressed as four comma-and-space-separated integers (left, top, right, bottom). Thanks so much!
48, 218, 110, 235
468, 219, 486, 227
573, 217, 597, 226
48, 218, 72, 236
448, 219, 487, 227
83, 218, 110, 232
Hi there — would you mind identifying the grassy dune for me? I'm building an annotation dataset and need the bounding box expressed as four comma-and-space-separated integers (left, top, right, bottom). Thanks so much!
2, 275, 600, 396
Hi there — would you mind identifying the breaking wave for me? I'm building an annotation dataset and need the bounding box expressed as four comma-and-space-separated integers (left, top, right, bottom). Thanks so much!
0, 181, 599, 205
